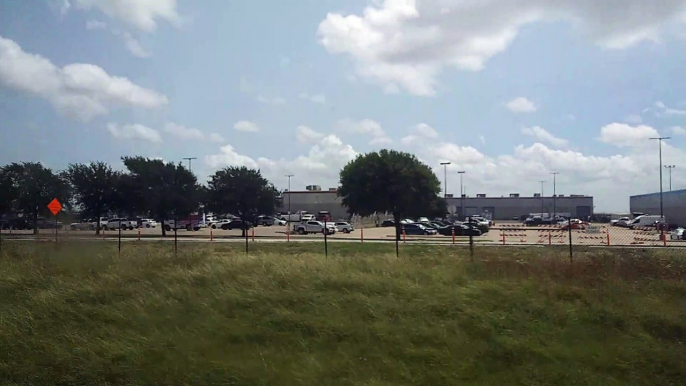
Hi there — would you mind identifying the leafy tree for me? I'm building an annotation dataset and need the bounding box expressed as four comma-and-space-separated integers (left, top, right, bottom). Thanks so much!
338, 150, 444, 249
2, 162, 71, 234
0, 166, 18, 219
121, 157, 202, 236
65, 162, 121, 234
206, 167, 278, 237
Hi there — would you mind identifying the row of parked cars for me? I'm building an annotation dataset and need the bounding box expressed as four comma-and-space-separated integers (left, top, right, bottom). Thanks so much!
70, 218, 158, 231
379, 217, 489, 236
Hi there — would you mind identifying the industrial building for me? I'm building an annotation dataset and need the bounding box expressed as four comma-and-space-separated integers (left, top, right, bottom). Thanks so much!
279, 186, 594, 222
630, 189, 686, 227
445, 193, 594, 220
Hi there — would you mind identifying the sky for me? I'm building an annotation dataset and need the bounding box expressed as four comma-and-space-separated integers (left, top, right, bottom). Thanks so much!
2, 0, 686, 212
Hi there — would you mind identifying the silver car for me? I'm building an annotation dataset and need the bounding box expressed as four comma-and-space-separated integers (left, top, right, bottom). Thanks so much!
335, 221, 354, 234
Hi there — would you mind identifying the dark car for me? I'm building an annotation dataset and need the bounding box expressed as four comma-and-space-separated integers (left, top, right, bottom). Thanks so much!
221, 219, 253, 230
438, 224, 481, 237
458, 220, 489, 234
381, 219, 395, 227
402, 223, 437, 235
1, 218, 29, 230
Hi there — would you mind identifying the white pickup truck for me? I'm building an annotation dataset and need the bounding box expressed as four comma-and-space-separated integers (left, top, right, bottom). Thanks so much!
293, 220, 337, 235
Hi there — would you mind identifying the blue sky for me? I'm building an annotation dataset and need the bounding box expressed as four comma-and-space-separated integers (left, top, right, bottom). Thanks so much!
2, 0, 686, 212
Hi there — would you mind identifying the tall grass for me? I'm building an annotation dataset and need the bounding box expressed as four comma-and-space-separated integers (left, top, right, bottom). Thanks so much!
1, 241, 685, 385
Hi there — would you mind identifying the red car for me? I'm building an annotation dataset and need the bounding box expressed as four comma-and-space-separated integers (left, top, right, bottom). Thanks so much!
560, 220, 589, 231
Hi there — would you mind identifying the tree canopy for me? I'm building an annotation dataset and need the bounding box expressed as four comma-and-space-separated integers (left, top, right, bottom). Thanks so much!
121, 157, 202, 236
206, 166, 278, 235
65, 162, 121, 234
338, 149, 444, 240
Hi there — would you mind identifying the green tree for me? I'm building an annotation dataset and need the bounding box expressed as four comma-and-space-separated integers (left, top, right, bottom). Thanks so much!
2, 162, 71, 234
0, 166, 18, 219
338, 150, 444, 249
206, 167, 278, 237
121, 157, 202, 236
65, 162, 121, 234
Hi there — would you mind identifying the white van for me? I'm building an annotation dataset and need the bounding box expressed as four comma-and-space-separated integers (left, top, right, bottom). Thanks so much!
628, 215, 665, 229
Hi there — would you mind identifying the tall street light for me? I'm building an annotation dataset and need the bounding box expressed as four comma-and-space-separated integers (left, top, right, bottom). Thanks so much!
551, 172, 559, 218
183, 157, 197, 172
458, 171, 466, 218
665, 165, 676, 192
440, 162, 451, 198
650, 137, 670, 220
539, 180, 546, 215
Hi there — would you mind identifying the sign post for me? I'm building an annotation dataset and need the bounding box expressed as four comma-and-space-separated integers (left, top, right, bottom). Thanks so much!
47, 198, 62, 243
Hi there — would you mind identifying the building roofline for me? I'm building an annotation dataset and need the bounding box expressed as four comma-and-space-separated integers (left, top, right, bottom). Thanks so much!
630, 189, 686, 199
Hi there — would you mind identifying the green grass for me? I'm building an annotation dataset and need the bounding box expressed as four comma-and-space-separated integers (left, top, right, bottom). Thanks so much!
1, 242, 686, 385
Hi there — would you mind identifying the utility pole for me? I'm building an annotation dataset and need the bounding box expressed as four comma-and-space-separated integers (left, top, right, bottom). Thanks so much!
458, 171, 466, 219
551, 172, 559, 219
440, 162, 451, 198
285, 174, 294, 235
665, 165, 676, 192
540, 180, 546, 216
650, 137, 670, 220
183, 157, 197, 172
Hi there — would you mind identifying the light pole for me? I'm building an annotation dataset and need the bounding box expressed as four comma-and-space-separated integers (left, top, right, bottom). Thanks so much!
440, 162, 451, 198
650, 137, 670, 220
183, 157, 197, 172
540, 180, 546, 216
551, 172, 559, 218
285, 174, 294, 234
665, 165, 676, 192
458, 171, 466, 219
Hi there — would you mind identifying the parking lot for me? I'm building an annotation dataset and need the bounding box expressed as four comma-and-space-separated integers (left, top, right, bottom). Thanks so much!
3, 221, 684, 247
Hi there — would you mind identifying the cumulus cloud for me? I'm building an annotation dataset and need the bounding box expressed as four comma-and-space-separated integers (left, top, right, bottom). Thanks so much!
296, 125, 325, 144
233, 120, 260, 132
624, 114, 643, 125
336, 118, 391, 145
598, 123, 659, 147
654, 100, 686, 116
119, 32, 151, 58
85, 19, 107, 30
522, 126, 568, 148
298, 93, 327, 104
107, 123, 161, 143
208, 132, 225, 143
164, 122, 204, 141
672, 126, 686, 136
70, 0, 180, 32
318, 0, 686, 95
507, 97, 537, 113
0, 36, 167, 121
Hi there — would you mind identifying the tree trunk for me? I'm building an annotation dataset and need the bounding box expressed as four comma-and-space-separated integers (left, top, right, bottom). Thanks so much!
161, 216, 166, 237
394, 211, 401, 257
95, 210, 101, 235
33, 209, 38, 235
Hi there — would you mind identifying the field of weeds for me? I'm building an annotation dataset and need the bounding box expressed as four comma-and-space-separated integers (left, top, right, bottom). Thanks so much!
1, 241, 685, 385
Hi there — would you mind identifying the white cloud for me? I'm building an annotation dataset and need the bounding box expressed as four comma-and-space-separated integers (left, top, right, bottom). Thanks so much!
256, 95, 287, 105
164, 122, 204, 141
507, 97, 537, 113
298, 93, 327, 104
522, 126, 568, 148
107, 123, 161, 143
0, 36, 167, 121
208, 132, 225, 143
233, 120, 260, 132
120, 32, 151, 58
336, 118, 391, 145
671, 126, 686, 136
60, 0, 71, 15
598, 123, 660, 147
318, 0, 686, 95
624, 114, 643, 125
85, 20, 107, 30
296, 125, 325, 144
71, 0, 180, 32
654, 100, 686, 116
205, 144, 259, 170
479, 135, 486, 144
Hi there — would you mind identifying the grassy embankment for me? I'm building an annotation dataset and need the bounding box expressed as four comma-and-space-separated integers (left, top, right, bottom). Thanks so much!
1, 241, 686, 385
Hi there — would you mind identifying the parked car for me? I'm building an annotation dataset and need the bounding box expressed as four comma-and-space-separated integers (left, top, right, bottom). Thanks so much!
221, 219, 253, 231
560, 219, 589, 231
106, 218, 135, 230
273, 217, 287, 226
628, 215, 665, 229
402, 223, 437, 235
437, 224, 481, 237
611, 217, 631, 227
293, 221, 336, 235
139, 218, 157, 228
381, 219, 395, 227
70, 219, 94, 231
280, 211, 311, 222
670, 228, 685, 240
164, 219, 202, 231
334, 221, 354, 233
36, 218, 64, 229
316, 211, 332, 222
1, 218, 29, 230
459, 220, 489, 234
256, 216, 276, 226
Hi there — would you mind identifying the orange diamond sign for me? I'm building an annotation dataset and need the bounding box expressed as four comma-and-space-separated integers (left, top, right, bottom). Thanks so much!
47, 198, 62, 216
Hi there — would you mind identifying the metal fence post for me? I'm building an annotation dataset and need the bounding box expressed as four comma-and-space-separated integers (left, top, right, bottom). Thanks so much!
568, 218, 573, 264
324, 218, 328, 259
